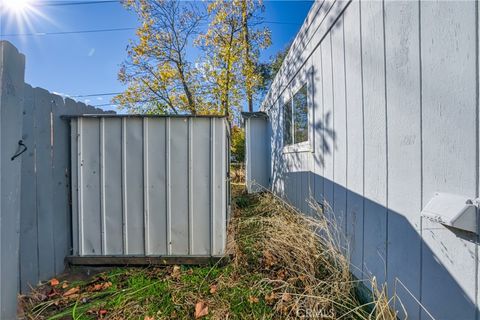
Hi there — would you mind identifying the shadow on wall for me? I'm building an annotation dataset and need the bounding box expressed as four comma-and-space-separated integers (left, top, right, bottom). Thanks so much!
270, 170, 477, 320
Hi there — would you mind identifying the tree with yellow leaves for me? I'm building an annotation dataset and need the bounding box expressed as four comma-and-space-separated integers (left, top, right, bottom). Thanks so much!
199, 0, 271, 116
115, 0, 270, 119
114, 0, 205, 114
240, 0, 271, 112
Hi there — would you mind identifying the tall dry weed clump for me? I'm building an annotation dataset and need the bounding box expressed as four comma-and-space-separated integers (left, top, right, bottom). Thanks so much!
228, 190, 400, 319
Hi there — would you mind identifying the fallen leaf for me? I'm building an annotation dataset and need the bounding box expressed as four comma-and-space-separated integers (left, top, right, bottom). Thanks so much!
171, 266, 181, 280
194, 301, 208, 319
50, 278, 59, 287
66, 293, 79, 300
248, 296, 259, 304
263, 250, 276, 268
265, 292, 276, 304
63, 287, 80, 297
89, 284, 103, 292
88, 281, 112, 292
62, 282, 69, 289
209, 284, 217, 294
281, 292, 292, 302
99, 309, 108, 316
276, 269, 286, 280
144, 316, 154, 320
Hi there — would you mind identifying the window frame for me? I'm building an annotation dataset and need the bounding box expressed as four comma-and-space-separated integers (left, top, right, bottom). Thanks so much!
282, 69, 314, 154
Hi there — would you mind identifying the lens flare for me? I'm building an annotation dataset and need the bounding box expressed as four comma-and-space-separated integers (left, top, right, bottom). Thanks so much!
0, 0, 58, 40
2, 0, 33, 12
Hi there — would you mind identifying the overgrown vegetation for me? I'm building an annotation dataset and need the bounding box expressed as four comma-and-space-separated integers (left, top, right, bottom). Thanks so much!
21, 185, 401, 319
231, 126, 245, 163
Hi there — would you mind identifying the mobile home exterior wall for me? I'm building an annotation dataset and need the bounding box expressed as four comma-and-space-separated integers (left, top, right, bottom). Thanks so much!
261, 1, 479, 318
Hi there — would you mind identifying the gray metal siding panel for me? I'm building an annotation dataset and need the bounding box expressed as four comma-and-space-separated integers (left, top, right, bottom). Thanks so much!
145, 118, 168, 255
71, 118, 79, 256
170, 118, 189, 255
191, 118, 211, 255
123, 118, 145, 254
102, 118, 124, 255
212, 118, 226, 255
80, 118, 102, 255
72, 116, 227, 258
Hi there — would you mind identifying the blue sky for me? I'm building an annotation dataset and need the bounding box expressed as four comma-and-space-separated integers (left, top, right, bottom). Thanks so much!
0, 0, 313, 111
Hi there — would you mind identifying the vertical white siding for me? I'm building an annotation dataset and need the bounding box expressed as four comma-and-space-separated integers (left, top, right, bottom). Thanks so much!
420, 2, 477, 318
321, 34, 335, 215
261, 0, 480, 317
312, 45, 325, 205
384, 1, 421, 316
332, 16, 348, 245
361, 0, 388, 285
343, 0, 364, 280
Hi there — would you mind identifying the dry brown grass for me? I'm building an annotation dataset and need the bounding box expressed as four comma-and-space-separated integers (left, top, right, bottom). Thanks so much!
230, 164, 246, 184
228, 189, 401, 319
22, 184, 402, 320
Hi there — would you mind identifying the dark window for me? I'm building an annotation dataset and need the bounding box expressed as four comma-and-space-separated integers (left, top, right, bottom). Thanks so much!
293, 85, 308, 143
283, 84, 308, 146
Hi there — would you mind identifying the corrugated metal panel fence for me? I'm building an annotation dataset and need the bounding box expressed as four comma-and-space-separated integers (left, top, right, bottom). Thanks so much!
70, 116, 229, 257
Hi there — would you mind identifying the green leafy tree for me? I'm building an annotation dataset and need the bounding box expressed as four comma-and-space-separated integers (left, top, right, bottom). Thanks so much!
240, 0, 271, 112
256, 42, 290, 101
231, 125, 245, 162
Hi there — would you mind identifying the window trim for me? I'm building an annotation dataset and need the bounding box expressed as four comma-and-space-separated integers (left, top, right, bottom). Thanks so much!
282, 68, 314, 154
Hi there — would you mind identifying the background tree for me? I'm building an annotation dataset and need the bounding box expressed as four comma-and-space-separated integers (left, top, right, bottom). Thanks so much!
197, 0, 244, 118
239, 0, 271, 112
116, 0, 272, 121
256, 42, 290, 102
231, 125, 245, 162
114, 0, 206, 114
197, 0, 270, 118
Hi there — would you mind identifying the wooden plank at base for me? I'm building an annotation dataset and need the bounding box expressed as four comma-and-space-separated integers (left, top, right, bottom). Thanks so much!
65, 255, 229, 266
